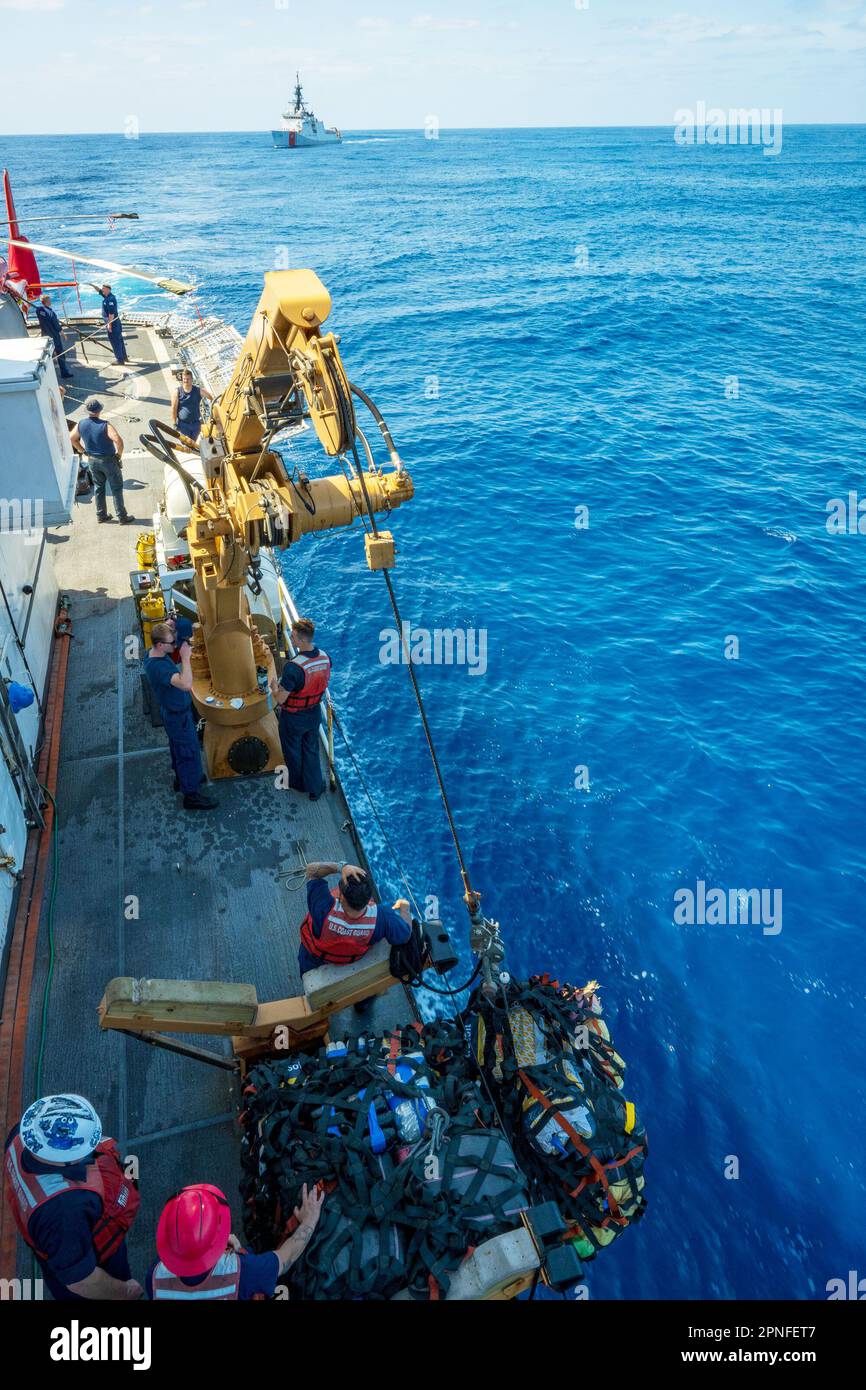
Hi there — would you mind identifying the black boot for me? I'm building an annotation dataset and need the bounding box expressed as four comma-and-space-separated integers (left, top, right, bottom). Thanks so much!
183, 791, 218, 811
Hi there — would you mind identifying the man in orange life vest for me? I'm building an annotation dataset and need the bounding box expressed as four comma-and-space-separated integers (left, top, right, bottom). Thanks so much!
147, 1180, 324, 1300
299, 860, 412, 974
270, 616, 330, 801
4, 1094, 142, 1301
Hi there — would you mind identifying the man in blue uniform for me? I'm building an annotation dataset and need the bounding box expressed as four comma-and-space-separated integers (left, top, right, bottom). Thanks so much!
69, 398, 132, 523
270, 617, 331, 800
34, 294, 73, 379
146, 1181, 323, 1300
4, 1093, 143, 1302
298, 860, 411, 975
98, 282, 128, 364
143, 619, 217, 811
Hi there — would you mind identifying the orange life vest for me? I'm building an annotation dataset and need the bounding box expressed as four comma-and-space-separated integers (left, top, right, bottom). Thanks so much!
151, 1250, 242, 1300
282, 649, 331, 713
4, 1131, 140, 1262
299, 887, 378, 966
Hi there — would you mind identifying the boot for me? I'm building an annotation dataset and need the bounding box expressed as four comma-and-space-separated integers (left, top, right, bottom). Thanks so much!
183, 791, 218, 811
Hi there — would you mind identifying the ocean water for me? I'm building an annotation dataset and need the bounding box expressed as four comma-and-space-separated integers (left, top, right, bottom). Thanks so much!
2, 126, 865, 1300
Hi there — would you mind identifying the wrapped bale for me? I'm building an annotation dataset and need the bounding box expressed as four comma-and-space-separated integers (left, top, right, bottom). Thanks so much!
474, 974, 648, 1260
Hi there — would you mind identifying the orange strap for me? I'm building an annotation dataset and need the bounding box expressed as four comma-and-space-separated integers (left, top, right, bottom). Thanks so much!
518, 1068, 621, 1218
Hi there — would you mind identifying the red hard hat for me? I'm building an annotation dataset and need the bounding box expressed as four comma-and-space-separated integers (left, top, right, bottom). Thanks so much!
156, 1184, 232, 1278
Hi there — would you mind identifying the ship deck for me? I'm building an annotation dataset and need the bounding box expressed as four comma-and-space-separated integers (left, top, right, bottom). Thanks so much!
17, 316, 412, 1284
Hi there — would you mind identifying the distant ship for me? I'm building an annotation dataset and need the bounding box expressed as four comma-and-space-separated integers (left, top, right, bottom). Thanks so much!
272, 74, 342, 148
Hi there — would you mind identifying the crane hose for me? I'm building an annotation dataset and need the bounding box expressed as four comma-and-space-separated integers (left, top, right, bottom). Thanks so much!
139, 419, 202, 506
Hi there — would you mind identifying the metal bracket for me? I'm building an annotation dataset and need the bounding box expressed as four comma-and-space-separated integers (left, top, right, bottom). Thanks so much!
469, 914, 509, 997
120, 1029, 240, 1073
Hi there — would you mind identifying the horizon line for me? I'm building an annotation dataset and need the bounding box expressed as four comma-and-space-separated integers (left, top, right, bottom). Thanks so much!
1, 121, 865, 138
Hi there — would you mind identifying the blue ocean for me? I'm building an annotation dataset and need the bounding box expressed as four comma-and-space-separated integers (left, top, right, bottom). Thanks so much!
3, 126, 864, 1300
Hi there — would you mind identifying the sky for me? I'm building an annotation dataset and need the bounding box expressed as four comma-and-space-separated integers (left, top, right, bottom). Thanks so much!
0, 0, 864, 133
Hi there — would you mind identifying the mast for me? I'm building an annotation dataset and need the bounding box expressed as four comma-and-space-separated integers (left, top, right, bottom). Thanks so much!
293, 73, 304, 115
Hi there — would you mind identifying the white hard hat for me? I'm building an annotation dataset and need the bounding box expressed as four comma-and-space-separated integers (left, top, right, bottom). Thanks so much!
20, 1094, 102, 1164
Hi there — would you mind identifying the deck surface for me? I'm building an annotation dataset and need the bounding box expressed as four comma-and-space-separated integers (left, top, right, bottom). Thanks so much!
19, 318, 411, 1285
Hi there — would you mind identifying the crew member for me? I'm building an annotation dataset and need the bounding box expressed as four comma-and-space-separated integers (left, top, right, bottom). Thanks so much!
299, 861, 411, 974
69, 399, 132, 524
98, 282, 128, 364
143, 620, 217, 811
4, 1093, 142, 1302
35, 294, 73, 380
147, 1181, 324, 1300
171, 368, 213, 444
270, 617, 331, 800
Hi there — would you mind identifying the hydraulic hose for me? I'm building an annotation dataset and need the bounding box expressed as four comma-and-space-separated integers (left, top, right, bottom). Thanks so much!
350, 381, 401, 464
139, 418, 202, 506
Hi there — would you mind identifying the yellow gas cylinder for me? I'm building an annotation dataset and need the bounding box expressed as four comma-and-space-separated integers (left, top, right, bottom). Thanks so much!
136, 531, 156, 569
140, 586, 166, 649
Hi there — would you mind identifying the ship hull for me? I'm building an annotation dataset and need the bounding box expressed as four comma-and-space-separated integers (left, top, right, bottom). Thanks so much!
272, 128, 342, 148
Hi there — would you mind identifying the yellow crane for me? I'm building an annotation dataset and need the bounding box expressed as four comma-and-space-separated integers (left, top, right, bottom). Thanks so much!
143, 269, 413, 778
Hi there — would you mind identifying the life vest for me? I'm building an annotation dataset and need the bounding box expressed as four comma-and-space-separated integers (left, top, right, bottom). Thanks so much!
4, 1132, 140, 1263
282, 650, 331, 713
299, 888, 377, 965
151, 1250, 242, 1300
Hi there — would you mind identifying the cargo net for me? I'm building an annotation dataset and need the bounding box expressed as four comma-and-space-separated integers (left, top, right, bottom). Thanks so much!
240, 1023, 530, 1301
474, 975, 648, 1261
240, 979, 647, 1298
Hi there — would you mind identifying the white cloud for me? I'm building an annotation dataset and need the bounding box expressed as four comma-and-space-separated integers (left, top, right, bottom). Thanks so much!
0, 0, 64, 10
412, 13, 480, 31
358, 15, 391, 30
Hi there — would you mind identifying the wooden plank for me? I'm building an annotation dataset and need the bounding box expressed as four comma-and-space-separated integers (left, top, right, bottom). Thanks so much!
302, 939, 395, 1013
98, 977, 259, 1034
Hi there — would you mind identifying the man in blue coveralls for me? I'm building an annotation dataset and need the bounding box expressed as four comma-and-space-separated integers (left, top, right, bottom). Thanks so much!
298, 860, 411, 975
97, 282, 128, 364
143, 619, 217, 812
269, 616, 331, 800
34, 294, 73, 379
146, 1181, 324, 1301
69, 398, 132, 524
